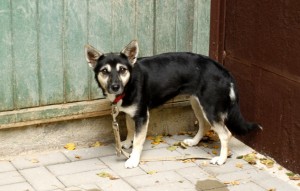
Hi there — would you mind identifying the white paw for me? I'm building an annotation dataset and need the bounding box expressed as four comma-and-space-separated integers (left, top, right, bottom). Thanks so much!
183, 138, 198, 146
125, 156, 140, 169
210, 156, 227, 165
121, 140, 132, 149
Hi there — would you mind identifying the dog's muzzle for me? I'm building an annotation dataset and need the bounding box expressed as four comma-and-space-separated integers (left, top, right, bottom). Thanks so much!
109, 83, 123, 94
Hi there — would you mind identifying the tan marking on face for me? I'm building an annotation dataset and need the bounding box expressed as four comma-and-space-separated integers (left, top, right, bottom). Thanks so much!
97, 64, 111, 90
116, 63, 130, 86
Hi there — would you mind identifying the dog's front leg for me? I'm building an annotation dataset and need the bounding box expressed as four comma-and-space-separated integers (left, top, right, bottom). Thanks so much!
125, 112, 149, 169
121, 114, 135, 149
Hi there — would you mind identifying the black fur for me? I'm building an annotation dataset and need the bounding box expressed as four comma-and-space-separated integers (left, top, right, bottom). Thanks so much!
93, 52, 260, 135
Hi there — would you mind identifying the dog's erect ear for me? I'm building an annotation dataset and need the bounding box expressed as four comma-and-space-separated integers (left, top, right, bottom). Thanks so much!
84, 44, 103, 68
121, 40, 139, 65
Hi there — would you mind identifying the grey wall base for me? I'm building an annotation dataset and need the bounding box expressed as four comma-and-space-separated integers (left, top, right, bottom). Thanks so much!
0, 106, 196, 159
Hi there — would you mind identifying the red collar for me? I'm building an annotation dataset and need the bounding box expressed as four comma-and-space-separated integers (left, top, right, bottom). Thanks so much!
112, 93, 125, 104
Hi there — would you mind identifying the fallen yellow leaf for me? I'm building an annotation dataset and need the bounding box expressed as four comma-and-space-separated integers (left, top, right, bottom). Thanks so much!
260, 158, 275, 168
75, 155, 81, 159
212, 145, 219, 149
147, 170, 157, 175
212, 150, 218, 155
167, 146, 177, 152
97, 172, 119, 180
64, 143, 76, 150
240, 153, 257, 165
224, 180, 240, 185
151, 135, 164, 145
31, 159, 39, 163
91, 141, 103, 147
235, 163, 243, 169
182, 159, 196, 163
146, 136, 154, 140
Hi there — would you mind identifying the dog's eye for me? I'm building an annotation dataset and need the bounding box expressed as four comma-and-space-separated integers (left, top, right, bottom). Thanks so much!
119, 67, 127, 75
100, 69, 109, 75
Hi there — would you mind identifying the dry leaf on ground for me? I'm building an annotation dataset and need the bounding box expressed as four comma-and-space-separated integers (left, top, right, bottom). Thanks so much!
224, 180, 240, 185
167, 145, 178, 152
147, 170, 158, 175
235, 163, 243, 169
260, 158, 275, 168
286, 172, 300, 180
182, 159, 196, 163
151, 135, 165, 145
64, 143, 76, 150
97, 172, 119, 180
212, 150, 218, 155
31, 159, 39, 163
237, 152, 257, 165
173, 142, 188, 149
91, 141, 103, 148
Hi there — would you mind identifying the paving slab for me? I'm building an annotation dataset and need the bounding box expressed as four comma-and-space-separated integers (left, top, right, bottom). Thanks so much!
201, 157, 254, 176
0, 182, 35, 191
1, 135, 299, 191
0, 161, 15, 173
100, 155, 146, 177
175, 166, 210, 184
11, 152, 69, 170
63, 145, 115, 161
0, 171, 24, 186
227, 182, 265, 191
96, 179, 136, 191
253, 175, 300, 191
20, 166, 65, 191
139, 148, 196, 172
137, 181, 196, 191
57, 168, 132, 190
47, 158, 107, 176
125, 171, 187, 189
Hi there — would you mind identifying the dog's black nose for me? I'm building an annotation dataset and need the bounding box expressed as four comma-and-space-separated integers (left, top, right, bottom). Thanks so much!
111, 84, 120, 92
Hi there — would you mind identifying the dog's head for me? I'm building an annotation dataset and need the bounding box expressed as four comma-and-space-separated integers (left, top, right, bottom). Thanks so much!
85, 40, 138, 96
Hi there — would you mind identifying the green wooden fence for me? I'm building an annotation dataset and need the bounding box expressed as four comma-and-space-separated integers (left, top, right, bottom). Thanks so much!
0, 0, 210, 126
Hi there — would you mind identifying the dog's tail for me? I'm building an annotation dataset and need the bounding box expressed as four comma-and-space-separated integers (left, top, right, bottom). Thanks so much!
225, 102, 262, 135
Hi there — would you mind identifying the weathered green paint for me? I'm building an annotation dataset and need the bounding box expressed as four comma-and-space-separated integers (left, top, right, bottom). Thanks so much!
0, 0, 13, 111
112, 0, 136, 52
193, 0, 211, 55
155, 0, 177, 54
88, 0, 112, 99
64, 0, 89, 102
136, 0, 154, 57
176, 0, 194, 52
0, 0, 211, 126
39, 0, 64, 105
12, 0, 39, 109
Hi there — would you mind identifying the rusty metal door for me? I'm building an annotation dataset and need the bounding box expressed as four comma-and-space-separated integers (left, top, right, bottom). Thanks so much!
210, 0, 300, 173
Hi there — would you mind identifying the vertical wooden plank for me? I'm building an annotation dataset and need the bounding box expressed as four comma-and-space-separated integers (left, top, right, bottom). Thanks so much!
155, 0, 177, 54
112, 0, 136, 52
176, 0, 194, 52
195, 0, 211, 55
0, 0, 14, 111
12, 0, 39, 109
136, 0, 154, 57
39, 0, 64, 105
88, 0, 113, 99
64, 0, 88, 102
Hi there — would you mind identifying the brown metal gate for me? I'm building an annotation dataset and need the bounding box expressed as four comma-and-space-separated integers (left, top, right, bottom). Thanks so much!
210, 0, 300, 173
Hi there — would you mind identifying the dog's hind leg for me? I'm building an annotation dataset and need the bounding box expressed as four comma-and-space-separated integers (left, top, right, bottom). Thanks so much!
125, 111, 149, 168
121, 114, 135, 149
183, 96, 208, 146
210, 122, 232, 165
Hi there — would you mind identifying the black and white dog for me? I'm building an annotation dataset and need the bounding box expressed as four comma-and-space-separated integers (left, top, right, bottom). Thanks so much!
85, 40, 261, 168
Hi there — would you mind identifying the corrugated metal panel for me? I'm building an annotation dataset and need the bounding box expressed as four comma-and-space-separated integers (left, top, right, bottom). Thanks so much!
0, 0, 211, 114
